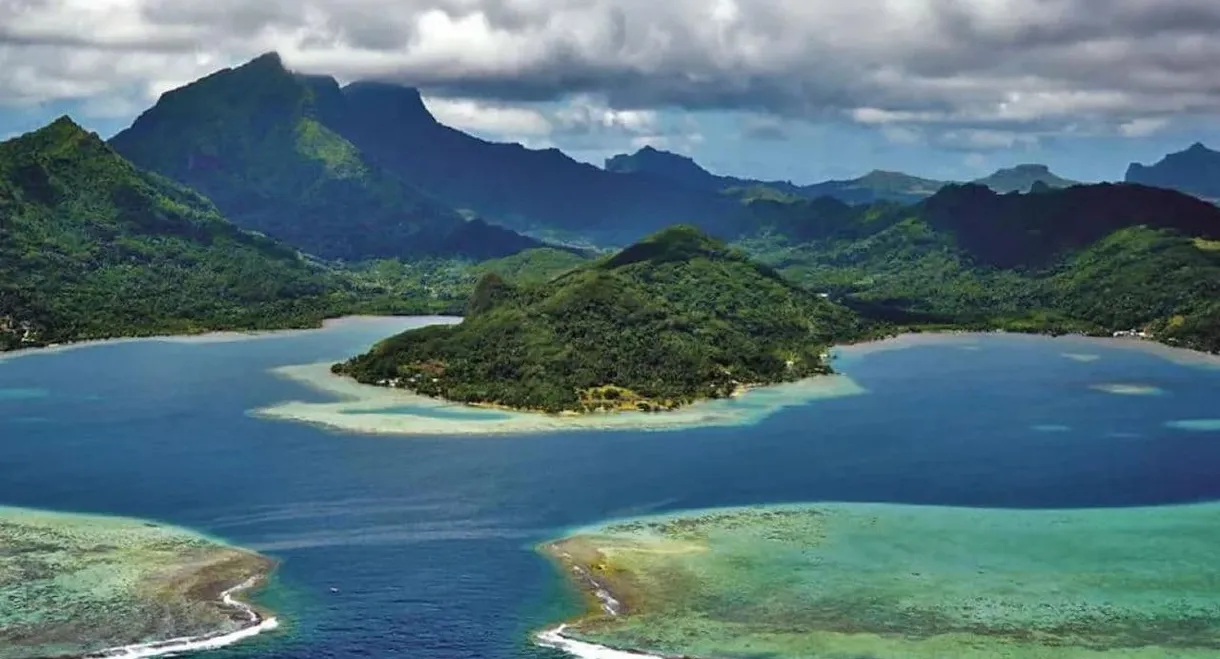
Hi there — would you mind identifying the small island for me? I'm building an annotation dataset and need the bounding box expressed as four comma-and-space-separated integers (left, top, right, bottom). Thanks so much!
0, 505, 277, 659
333, 226, 864, 414
541, 503, 1220, 659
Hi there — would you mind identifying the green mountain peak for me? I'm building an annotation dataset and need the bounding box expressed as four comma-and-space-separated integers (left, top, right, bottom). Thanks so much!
602, 225, 732, 269
109, 54, 537, 261
0, 116, 364, 350
336, 225, 861, 413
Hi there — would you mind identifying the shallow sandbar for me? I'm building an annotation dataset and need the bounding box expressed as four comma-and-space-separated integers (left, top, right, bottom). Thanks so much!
1090, 383, 1166, 396
543, 502, 1220, 659
254, 363, 866, 436
1167, 419, 1220, 432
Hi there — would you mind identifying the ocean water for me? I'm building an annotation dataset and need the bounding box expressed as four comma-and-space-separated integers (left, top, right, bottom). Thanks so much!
1, 319, 1219, 659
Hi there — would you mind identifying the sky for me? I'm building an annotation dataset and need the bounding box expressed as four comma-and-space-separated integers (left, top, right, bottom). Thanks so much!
3, 0, 1220, 184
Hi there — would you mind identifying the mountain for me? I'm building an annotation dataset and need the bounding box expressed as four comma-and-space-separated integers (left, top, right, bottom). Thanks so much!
334, 226, 864, 413
604, 146, 803, 196
971, 164, 1078, 194
801, 170, 948, 204
328, 83, 737, 244
109, 53, 537, 261
734, 182, 1220, 353
604, 146, 721, 188
0, 117, 371, 350
603, 146, 946, 205
1126, 143, 1220, 201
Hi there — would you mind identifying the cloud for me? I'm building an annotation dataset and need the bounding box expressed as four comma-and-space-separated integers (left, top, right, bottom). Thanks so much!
1118, 117, 1171, 137
4, 0, 1220, 140
422, 96, 552, 135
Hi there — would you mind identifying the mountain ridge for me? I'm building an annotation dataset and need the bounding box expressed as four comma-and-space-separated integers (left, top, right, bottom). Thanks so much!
109, 53, 539, 261
1126, 142, 1220, 201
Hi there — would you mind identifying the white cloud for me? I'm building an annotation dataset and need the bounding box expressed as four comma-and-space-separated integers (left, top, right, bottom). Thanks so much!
1119, 117, 1171, 137
422, 97, 552, 135
554, 96, 659, 134
3, 0, 1220, 141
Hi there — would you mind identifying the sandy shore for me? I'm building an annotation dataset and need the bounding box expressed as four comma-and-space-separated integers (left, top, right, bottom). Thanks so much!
837, 330, 1220, 369
253, 362, 867, 437
0, 316, 460, 364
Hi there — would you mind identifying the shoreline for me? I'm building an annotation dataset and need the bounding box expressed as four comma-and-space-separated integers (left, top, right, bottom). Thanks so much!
535, 626, 668, 659
0, 315, 461, 364
254, 363, 866, 436
835, 329, 1220, 368
0, 505, 282, 659
533, 500, 1220, 659
81, 575, 279, 659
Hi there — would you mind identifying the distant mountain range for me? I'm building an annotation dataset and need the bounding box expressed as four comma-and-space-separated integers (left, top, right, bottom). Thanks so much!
1126, 142, 1220, 202
328, 84, 734, 243
4, 51, 1220, 355
604, 145, 1077, 204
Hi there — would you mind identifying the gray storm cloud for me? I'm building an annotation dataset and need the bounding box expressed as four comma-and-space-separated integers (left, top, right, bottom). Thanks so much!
1, 0, 1218, 137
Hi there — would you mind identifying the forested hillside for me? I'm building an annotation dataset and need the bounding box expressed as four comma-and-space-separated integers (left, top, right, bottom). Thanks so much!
0, 117, 450, 351
336, 226, 864, 412
736, 183, 1220, 352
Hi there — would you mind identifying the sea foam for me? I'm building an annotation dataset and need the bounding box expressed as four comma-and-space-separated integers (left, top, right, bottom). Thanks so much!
86, 577, 278, 659
536, 627, 664, 659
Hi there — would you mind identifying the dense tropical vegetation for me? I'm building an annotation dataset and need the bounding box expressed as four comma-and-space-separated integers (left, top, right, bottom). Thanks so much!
0, 118, 468, 351
335, 226, 864, 413
735, 183, 1220, 352
4, 53, 1219, 378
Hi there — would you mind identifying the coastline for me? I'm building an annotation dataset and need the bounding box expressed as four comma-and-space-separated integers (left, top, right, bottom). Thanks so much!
0, 505, 281, 659
836, 329, 1220, 368
255, 328, 1220, 438
81, 575, 280, 659
0, 315, 460, 364
534, 501, 1220, 659
253, 362, 866, 436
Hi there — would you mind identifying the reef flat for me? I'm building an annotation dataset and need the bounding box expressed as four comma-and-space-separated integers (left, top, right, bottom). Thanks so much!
542, 502, 1220, 659
0, 506, 276, 659
254, 363, 865, 436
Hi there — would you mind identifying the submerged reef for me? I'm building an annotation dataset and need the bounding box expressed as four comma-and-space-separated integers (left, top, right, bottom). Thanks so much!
1091, 383, 1166, 396
0, 506, 276, 659
542, 502, 1220, 659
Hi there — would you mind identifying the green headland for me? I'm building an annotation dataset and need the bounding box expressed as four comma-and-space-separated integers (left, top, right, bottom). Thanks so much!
0, 506, 275, 659
542, 502, 1220, 659
333, 226, 864, 414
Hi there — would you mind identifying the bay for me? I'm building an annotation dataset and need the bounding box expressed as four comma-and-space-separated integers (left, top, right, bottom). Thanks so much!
1, 318, 1218, 659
